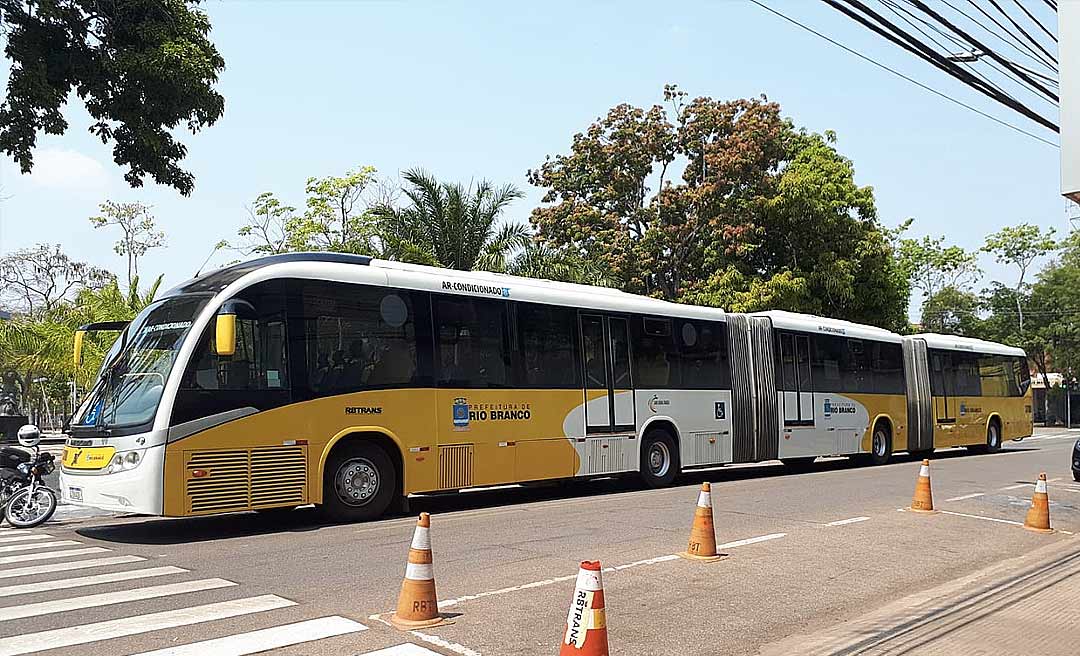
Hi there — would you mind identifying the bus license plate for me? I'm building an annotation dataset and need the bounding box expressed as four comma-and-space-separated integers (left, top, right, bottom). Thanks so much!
68, 487, 83, 502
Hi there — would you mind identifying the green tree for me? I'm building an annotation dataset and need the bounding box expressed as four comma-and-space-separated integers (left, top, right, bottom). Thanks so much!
0, 244, 110, 314
982, 223, 1057, 333
90, 201, 167, 291
0, 0, 225, 196
895, 229, 981, 327
376, 168, 529, 271
0, 274, 162, 411
1028, 232, 1080, 383
506, 242, 615, 286
231, 192, 298, 256
919, 286, 983, 336
291, 167, 381, 253
528, 86, 909, 329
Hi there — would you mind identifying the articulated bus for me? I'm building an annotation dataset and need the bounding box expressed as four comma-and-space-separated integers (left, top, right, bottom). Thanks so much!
60, 253, 1033, 521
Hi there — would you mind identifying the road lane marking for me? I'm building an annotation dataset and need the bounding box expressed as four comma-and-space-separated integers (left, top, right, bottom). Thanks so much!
1001, 483, 1032, 490
0, 578, 235, 622
0, 594, 296, 656
409, 630, 482, 656
939, 510, 1024, 526
0, 534, 52, 544
128, 616, 368, 656
360, 646, 445, 656
0, 566, 186, 598
606, 554, 679, 571
717, 533, 787, 549
0, 555, 144, 580
0, 540, 80, 554
0, 547, 108, 566
944, 493, 986, 502
826, 516, 870, 526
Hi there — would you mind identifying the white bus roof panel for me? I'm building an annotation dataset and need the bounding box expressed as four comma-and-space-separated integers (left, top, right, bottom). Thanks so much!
910, 333, 1026, 357
751, 310, 903, 343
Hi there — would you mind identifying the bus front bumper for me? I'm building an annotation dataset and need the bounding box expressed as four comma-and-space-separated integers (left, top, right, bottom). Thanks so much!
59, 443, 165, 516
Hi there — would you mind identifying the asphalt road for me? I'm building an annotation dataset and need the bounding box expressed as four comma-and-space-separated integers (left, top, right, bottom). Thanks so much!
11, 427, 1080, 655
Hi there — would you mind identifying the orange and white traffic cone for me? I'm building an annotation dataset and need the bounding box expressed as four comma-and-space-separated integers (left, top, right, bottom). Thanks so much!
910, 459, 936, 513
390, 512, 446, 629
680, 482, 725, 562
560, 561, 609, 656
1024, 473, 1053, 534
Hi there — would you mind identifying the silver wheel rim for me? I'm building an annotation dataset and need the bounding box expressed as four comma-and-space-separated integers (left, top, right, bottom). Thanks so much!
8, 489, 52, 525
873, 430, 887, 457
334, 457, 379, 507
648, 442, 671, 477
989, 425, 1000, 448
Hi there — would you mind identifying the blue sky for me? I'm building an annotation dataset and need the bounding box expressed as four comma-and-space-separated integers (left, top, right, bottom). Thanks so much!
0, 1, 1065, 319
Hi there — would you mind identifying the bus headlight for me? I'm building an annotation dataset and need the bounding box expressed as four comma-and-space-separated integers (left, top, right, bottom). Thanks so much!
107, 449, 145, 473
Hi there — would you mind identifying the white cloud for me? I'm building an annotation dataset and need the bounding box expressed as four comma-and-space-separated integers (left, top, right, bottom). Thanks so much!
28, 148, 110, 192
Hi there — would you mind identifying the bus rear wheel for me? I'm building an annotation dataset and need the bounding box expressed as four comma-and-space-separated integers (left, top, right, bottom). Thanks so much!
984, 420, 1003, 453
320, 442, 397, 522
640, 429, 679, 488
867, 423, 892, 466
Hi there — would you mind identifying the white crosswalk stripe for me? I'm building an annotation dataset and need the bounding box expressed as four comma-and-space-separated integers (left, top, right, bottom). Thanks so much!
0, 540, 80, 554
0, 534, 53, 544
0, 554, 143, 579
0, 595, 296, 656
0, 578, 236, 623
359, 646, 445, 656
0, 565, 186, 598
127, 616, 369, 656
0, 534, 405, 655
0, 547, 108, 565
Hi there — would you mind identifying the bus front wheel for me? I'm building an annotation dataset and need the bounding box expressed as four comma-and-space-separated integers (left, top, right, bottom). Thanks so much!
640, 429, 679, 488
320, 442, 397, 522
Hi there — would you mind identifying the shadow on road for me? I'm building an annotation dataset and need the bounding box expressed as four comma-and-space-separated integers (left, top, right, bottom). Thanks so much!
76, 445, 1036, 546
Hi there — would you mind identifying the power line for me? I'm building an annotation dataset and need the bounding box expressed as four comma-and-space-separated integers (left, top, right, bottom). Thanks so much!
823, 0, 1059, 130
746, 0, 1059, 147
1010, 0, 1057, 43
878, 0, 1017, 101
941, 0, 1057, 72
984, 0, 1057, 63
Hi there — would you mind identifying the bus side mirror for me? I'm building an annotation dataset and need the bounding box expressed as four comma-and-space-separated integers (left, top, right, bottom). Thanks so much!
214, 313, 237, 357
73, 330, 86, 368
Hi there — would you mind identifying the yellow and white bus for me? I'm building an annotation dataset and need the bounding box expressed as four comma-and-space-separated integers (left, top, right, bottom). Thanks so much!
60, 253, 1033, 521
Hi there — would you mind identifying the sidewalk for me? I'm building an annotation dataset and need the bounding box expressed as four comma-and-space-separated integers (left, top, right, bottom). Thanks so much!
758, 536, 1080, 655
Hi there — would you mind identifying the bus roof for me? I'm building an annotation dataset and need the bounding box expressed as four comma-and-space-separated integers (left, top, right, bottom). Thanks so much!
166, 252, 728, 321
751, 310, 904, 343
910, 333, 1027, 358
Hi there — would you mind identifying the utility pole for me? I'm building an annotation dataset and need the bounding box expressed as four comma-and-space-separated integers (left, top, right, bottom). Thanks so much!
1063, 1, 1079, 204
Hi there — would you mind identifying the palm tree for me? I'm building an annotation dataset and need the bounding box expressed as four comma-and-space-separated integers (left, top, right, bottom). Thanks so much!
376, 168, 530, 272
0, 275, 163, 394
507, 242, 618, 287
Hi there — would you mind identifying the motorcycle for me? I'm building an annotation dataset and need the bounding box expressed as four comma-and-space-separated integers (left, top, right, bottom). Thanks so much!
0, 425, 57, 528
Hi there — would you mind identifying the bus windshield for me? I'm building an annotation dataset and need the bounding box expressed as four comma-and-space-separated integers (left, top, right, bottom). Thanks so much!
74, 295, 211, 430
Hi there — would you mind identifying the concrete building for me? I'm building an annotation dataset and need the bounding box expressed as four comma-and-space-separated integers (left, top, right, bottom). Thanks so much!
1064, 2, 1079, 203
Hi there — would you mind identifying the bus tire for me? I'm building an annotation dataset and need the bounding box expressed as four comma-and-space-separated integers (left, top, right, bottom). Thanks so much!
984, 419, 1003, 453
320, 441, 397, 522
868, 421, 892, 466
640, 429, 679, 488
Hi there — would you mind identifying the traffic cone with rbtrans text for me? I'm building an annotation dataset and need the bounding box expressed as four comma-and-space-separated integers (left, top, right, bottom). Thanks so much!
680, 482, 725, 562
390, 512, 446, 629
560, 560, 609, 656
1024, 473, 1053, 533
910, 459, 936, 513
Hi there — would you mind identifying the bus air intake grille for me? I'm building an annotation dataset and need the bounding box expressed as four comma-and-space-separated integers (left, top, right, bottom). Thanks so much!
184, 445, 310, 515
251, 446, 307, 508
438, 444, 473, 490
185, 450, 249, 514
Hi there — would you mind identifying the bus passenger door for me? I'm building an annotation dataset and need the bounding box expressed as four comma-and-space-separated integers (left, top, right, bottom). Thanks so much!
580, 314, 635, 434
931, 351, 957, 445
778, 332, 827, 457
